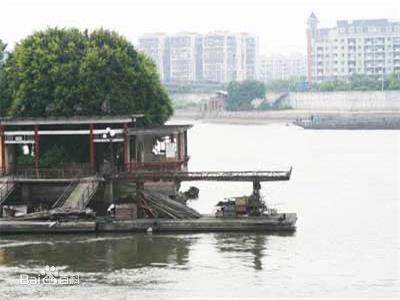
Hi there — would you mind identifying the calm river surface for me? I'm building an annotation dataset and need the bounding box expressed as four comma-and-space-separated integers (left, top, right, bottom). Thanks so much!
0, 122, 399, 299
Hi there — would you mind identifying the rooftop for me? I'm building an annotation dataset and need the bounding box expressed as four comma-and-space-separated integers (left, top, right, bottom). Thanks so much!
0, 115, 144, 126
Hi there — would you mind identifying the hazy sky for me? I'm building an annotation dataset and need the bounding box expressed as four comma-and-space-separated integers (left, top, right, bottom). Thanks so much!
1, 0, 399, 55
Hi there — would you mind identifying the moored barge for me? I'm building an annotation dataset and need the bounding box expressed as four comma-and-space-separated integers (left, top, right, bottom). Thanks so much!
0, 115, 297, 234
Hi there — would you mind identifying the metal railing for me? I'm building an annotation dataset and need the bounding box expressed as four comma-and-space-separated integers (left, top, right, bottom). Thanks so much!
52, 181, 78, 209
14, 167, 92, 179
115, 168, 293, 182
0, 180, 15, 205
124, 158, 189, 173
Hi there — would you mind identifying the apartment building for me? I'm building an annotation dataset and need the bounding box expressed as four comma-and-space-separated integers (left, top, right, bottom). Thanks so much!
169, 33, 200, 82
138, 33, 169, 82
137, 31, 259, 83
240, 33, 260, 80
306, 13, 400, 82
202, 31, 243, 82
260, 53, 307, 81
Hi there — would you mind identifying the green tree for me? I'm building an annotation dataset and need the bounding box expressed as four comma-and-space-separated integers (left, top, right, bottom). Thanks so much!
0, 39, 7, 114
226, 80, 266, 111
386, 73, 400, 90
0, 28, 173, 125
0, 39, 6, 62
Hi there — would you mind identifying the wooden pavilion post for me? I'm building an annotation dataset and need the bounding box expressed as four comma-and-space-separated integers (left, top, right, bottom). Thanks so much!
0, 126, 5, 175
34, 125, 40, 175
89, 124, 95, 174
123, 123, 129, 172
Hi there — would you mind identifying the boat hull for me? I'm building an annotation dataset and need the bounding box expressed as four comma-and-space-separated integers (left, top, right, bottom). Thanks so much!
0, 213, 297, 234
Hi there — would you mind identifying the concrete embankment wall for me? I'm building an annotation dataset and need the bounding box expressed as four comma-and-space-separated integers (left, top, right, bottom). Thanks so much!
282, 91, 400, 111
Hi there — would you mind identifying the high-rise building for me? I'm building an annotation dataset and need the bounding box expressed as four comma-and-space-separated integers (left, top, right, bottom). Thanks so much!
137, 31, 260, 83
202, 31, 243, 82
138, 33, 169, 82
259, 53, 307, 81
240, 33, 259, 80
306, 13, 400, 82
169, 33, 200, 82
202, 32, 259, 83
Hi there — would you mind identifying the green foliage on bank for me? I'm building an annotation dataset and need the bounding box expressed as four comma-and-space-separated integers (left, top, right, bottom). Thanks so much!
265, 77, 307, 93
0, 28, 173, 125
226, 80, 266, 111
264, 74, 400, 93
311, 74, 400, 91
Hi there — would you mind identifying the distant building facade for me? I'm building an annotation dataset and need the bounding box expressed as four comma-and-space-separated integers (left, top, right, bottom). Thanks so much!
260, 53, 307, 81
306, 13, 400, 83
240, 33, 259, 80
138, 31, 259, 83
138, 33, 169, 82
169, 33, 200, 82
202, 32, 243, 82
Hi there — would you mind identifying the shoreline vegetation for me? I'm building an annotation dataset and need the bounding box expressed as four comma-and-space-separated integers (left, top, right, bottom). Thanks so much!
171, 109, 400, 125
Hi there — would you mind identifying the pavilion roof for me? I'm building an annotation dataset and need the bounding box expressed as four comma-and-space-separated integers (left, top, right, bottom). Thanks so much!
0, 115, 143, 126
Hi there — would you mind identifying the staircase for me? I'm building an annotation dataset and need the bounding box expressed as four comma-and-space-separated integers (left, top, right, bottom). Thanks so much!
52, 181, 79, 209
60, 177, 100, 210
0, 178, 16, 205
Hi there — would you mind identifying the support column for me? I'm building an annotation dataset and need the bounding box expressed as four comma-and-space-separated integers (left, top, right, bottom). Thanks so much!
21, 184, 31, 212
184, 131, 188, 166
177, 132, 182, 160
123, 123, 129, 172
0, 126, 5, 175
34, 125, 40, 171
89, 124, 95, 173
104, 180, 114, 204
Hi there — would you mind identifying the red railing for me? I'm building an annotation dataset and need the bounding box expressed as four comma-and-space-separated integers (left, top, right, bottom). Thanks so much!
0, 158, 190, 178
14, 167, 92, 179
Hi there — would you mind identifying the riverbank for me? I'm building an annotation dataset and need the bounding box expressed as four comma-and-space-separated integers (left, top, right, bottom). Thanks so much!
172, 109, 400, 125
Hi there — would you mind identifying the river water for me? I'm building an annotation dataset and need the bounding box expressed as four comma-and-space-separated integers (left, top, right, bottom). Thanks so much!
0, 122, 399, 299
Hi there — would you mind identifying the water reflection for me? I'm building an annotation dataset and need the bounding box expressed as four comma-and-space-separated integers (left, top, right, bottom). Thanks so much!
213, 232, 294, 270
0, 232, 294, 274
0, 234, 194, 272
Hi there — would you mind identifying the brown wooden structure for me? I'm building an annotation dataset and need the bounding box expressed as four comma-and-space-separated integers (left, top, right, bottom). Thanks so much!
0, 115, 192, 176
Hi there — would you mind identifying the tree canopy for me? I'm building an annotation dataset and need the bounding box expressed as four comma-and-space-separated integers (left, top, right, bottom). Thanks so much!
310, 74, 400, 92
0, 28, 173, 125
226, 80, 266, 111
0, 39, 6, 109
0, 39, 6, 62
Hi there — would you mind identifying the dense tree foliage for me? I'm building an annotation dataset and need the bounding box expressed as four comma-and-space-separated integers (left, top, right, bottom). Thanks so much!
311, 74, 400, 92
0, 39, 6, 62
226, 80, 266, 111
0, 39, 6, 111
0, 28, 173, 125
264, 74, 400, 93
264, 77, 308, 93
